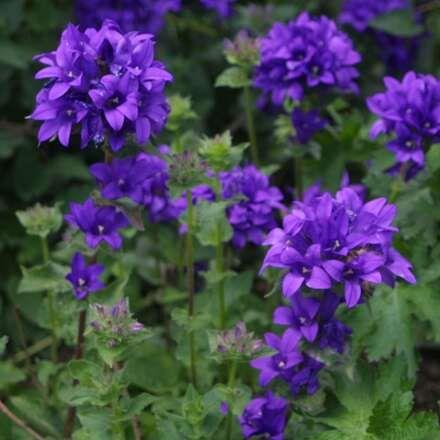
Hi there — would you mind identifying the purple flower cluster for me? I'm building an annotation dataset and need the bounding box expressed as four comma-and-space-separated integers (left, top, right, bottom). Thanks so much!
66, 252, 105, 300
339, 0, 420, 73
90, 152, 182, 223
200, 0, 236, 18
240, 392, 288, 440
76, 0, 181, 34
367, 71, 440, 180
30, 20, 172, 151
242, 186, 415, 439
219, 165, 284, 248
254, 12, 361, 108
262, 188, 415, 307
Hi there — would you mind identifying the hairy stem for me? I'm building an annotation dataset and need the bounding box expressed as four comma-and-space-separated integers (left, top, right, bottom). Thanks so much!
294, 155, 304, 201
216, 225, 226, 330
0, 401, 45, 440
226, 360, 238, 440
41, 236, 58, 363
186, 191, 197, 387
243, 86, 259, 165
63, 309, 87, 438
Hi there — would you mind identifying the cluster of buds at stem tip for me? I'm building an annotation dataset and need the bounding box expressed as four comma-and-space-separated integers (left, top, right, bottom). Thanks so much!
90, 298, 145, 348
224, 30, 260, 68
167, 151, 209, 193
216, 321, 263, 357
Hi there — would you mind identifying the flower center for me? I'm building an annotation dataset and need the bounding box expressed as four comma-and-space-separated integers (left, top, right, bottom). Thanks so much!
78, 278, 86, 286
98, 225, 105, 234
278, 360, 286, 368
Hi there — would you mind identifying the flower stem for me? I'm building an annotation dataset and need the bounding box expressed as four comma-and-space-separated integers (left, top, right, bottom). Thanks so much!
226, 360, 238, 440
186, 190, 197, 387
41, 236, 58, 363
0, 401, 45, 440
294, 155, 304, 201
63, 309, 87, 438
243, 86, 259, 165
216, 225, 226, 330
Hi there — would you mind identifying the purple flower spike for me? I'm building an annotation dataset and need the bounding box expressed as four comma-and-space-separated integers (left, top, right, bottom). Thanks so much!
66, 252, 105, 300
240, 392, 288, 440
367, 71, 440, 179
65, 198, 129, 250
76, 0, 182, 34
30, 20, 172, 150
254, 12, 361, 108
251, 328, 303, 387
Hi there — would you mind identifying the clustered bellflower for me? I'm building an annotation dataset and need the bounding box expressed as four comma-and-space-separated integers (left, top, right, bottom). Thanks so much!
90, 152, 181, 223
262, 188, 415, 307
219, 165, 284, 248
254, 12, 361, 108
239, 392, 288, 440
367, 71, 440, 180
339, 0, 420, 73
66, 252, 105, 300
29, 20, 172, 151
75, 0, 181, 34
242, 185, 415, 438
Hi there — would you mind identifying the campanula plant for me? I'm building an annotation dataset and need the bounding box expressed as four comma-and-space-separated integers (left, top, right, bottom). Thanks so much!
1, 1, 440, 440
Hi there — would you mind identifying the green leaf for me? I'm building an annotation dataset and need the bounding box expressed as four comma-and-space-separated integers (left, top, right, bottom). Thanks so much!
10, 395, 60, 437
426, 145, 440, 173
364, 286, 417, 377
0, 361, 26, 389
0, 336, 7, 356
74, 407, 112, 440
120, 393, 159, 418
368, 391, 440, 439
215, 66, 250, 88
18, 262, 70, 294
0, 39, 31, 69
195, 201, 232, 246
370, 9, 423, 37
124, 343, 181, 392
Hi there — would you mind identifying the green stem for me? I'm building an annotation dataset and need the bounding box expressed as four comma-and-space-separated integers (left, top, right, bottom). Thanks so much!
216, 225, 226, 330
294, 155, 304, 201
41, 237, 58, 362
243, 86, 259, 165
186, 191, 197, 387
226, 360, 238, 440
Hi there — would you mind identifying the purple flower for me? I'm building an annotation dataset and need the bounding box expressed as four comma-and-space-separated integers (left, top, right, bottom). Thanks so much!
274, 291, 352, 353
339, 0, 408, 32
220, 165, 284, 248
29, 21, 172, 151
254, 12, 361, 108
251, 328, 303, 387
292, 108, 327, 145
239, 392, 288, 440
287, 354, 324, 396
200, 0, 236, 19
66, 252, 105, 300
65, 198, 128, 249
262, 188, 415, 308
76, 0, 181, 34
220, 401, 229, 416
90, 154, 161, 203
367, 71, 440, 179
